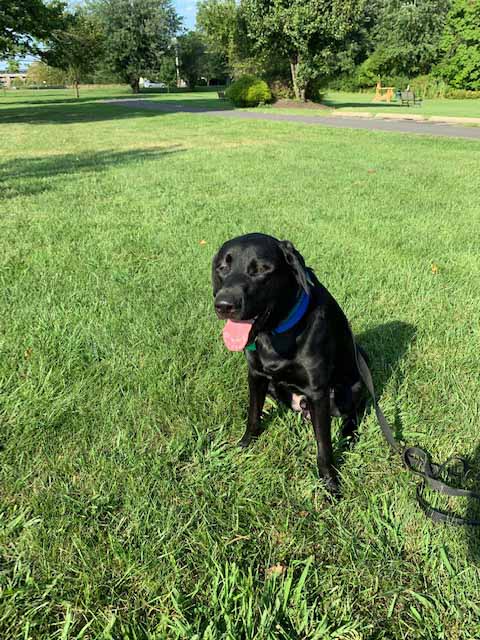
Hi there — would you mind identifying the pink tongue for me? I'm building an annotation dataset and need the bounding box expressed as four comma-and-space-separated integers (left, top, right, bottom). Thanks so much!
223, 320, 253, 351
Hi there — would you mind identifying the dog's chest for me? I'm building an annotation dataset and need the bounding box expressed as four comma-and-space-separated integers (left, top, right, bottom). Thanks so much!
253, 337, 307, 387
260, 355, 292, 378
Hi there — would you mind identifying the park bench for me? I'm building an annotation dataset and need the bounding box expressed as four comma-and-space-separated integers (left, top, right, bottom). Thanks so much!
400, 91, 422, 107
217, 91, 227, 100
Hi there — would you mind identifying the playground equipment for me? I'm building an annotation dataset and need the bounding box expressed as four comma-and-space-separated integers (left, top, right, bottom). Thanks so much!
372, 81, 394, 103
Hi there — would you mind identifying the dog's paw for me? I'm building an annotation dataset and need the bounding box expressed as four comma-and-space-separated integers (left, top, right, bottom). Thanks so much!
323, 476, 341, 499
238, 433, 254, 448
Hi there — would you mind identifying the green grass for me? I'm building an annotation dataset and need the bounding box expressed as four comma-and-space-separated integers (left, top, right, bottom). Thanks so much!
254, 90, 480, 120
1, 88, 480, 639
323, 91, 480, 118
4, 86, 480, 120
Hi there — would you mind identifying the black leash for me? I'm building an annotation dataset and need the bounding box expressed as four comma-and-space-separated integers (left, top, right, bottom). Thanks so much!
353, 339, 480, 526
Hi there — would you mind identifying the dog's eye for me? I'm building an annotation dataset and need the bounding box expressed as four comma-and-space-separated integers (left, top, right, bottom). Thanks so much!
216, 254, 232, 275
248, 261, 272, 277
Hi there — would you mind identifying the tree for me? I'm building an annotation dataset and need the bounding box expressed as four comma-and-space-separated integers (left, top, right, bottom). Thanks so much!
25, 60, 67, 85
366, 0, 451, 78
6, 59, 20, 73
91, 0, 180, 93
436, 0, 480, 90
200, 48, 230, 84
196, 0, 239, 76
43, 10, 104, 98
0, 0, 65, 57
157, 56, 177, 91
241, 0, 365, 100
178, 31, 206, 89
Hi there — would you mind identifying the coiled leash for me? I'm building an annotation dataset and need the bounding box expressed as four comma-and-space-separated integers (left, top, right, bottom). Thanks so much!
353, 338, 480, 526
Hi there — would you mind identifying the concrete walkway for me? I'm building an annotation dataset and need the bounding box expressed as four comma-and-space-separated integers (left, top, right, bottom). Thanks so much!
106, 99, 480, 140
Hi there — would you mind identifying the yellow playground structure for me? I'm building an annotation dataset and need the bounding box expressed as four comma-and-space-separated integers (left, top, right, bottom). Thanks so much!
372, 81, 394, 102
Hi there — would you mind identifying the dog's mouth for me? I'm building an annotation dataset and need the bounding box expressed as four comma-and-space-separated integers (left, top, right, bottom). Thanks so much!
221, 306, 272, 352
222, 318, 255, 351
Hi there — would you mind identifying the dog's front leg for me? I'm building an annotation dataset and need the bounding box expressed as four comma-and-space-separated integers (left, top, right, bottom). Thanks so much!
238, 371, 268, 448
308, 390, 339, 494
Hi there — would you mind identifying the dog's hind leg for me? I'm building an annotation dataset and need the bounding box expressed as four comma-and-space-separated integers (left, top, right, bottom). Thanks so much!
339, 344, 369, 444
340, 381, 366, 444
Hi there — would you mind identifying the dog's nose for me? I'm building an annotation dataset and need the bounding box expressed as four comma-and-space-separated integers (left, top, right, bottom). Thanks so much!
215, 300, 236, 316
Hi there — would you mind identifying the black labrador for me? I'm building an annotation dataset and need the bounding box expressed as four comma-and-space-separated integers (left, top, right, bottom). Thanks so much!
212, 233, 367, 493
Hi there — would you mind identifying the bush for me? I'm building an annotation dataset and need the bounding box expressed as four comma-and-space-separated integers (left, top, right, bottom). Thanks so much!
226, 75, 272, 107
444, 88, 480, 99
326, 71, 409, 93
409, 75, 449, 98
269, 80, 294, 100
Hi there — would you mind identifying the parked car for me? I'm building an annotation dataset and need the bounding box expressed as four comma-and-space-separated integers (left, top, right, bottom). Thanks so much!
142, 80, 166, 89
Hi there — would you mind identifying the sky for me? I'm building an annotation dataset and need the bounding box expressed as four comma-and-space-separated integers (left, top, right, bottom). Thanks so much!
176, 0, 197, 29
1, 0, 197, 70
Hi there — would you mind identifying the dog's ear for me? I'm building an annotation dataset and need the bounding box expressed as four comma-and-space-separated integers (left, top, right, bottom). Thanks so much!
211, 250, 222, 295
279, 240, 309, 293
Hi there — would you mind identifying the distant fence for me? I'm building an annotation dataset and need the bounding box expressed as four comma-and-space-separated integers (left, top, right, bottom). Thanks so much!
23, 84, 67, 90
2, 83, 227, 93
140, 85, 226, 94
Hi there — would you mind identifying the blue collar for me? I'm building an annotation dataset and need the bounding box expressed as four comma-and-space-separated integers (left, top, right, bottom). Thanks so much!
272, 288, 310, 334
245, 272, 312, 351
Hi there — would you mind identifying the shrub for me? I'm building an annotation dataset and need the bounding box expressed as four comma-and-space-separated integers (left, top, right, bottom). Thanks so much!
304, 77, 326, 102
269, 80, 294, 100
11, 77, 25, 88
327, 74, 365, 92
444, 88, 480, 99
409, 75, 449, 98
226, 75, 272, 107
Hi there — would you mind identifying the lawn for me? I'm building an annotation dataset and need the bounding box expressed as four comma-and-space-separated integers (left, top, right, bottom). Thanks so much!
322, 91, 480, 119
1, 88, 480, 639
5, 86, 480, 121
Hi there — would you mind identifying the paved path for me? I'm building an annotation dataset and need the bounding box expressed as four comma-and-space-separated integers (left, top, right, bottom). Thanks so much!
106, 99, 480, 140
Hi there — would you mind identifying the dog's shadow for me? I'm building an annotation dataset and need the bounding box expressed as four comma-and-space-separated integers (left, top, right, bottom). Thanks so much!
356, 320, 416, 411
464, 444, 480, 562
334, 320, 416, 468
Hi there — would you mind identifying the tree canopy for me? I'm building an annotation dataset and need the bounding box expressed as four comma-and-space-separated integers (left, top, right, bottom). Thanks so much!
43, 10, 104, 97
436, 0, 480, 90
0, 0, 65, 56
91, 0, 180, 93
241, 0, 365, 99
4, 0, 479, 97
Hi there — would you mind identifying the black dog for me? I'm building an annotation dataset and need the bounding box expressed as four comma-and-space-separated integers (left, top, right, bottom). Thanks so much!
212, 233, 367, 493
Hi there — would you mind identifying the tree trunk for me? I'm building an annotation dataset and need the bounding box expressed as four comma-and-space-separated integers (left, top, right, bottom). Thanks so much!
290, 58, 300, 100
290, 56, 306, 101
130, 77, 140, 93
74, 79, 79, 99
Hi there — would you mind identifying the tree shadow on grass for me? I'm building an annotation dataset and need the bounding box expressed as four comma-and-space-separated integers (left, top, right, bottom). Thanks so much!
0, 97, 234, 126
322, 98, 409, 111
0, 145, 184, 199
0, 93, 128, 107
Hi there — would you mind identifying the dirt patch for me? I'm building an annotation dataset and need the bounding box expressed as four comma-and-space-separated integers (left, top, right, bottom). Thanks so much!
271, 99, 330, 110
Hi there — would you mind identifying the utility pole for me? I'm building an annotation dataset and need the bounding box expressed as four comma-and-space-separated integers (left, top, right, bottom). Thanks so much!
172, 37, 180, 87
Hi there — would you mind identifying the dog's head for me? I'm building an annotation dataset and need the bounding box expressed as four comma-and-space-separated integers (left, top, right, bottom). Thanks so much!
212, 233, 308, 331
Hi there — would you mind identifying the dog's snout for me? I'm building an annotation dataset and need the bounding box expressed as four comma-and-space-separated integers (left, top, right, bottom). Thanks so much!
215, 299, 236, 315
214, 291, 242, 318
